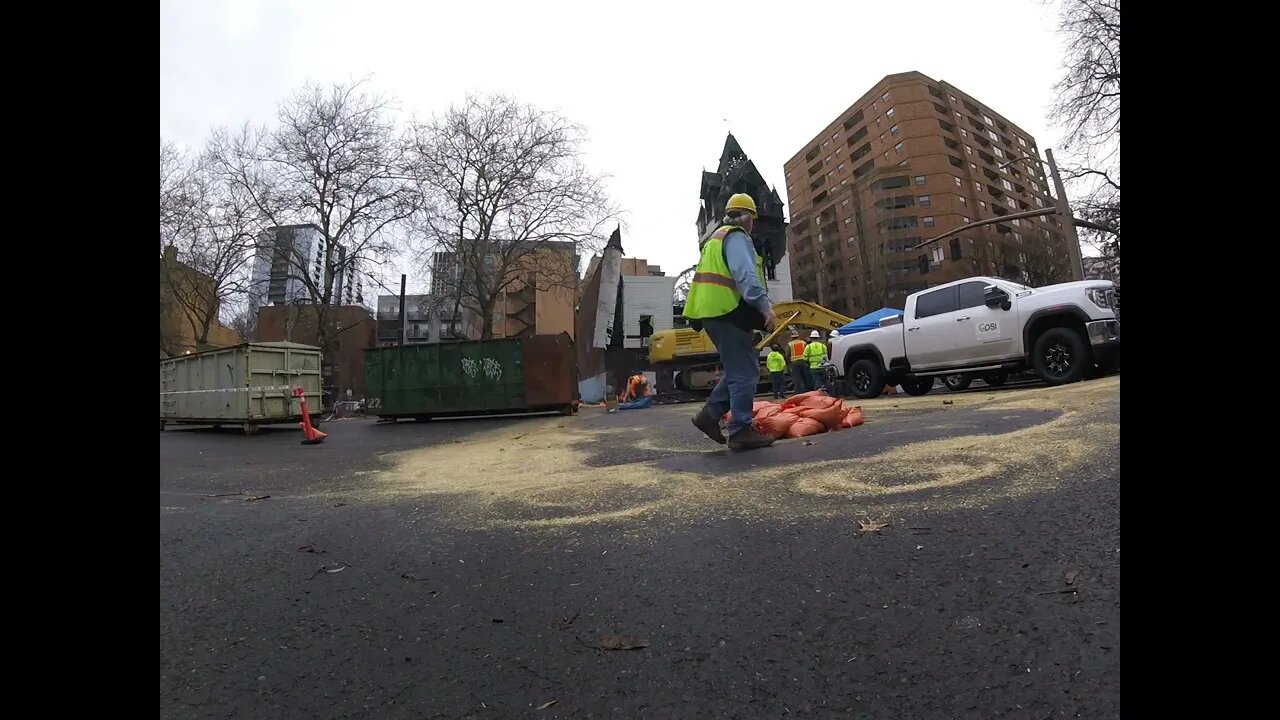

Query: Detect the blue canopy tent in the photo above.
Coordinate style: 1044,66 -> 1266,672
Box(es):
834,307 -> 903,336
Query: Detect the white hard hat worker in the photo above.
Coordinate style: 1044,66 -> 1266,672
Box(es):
809,330 -> 821,339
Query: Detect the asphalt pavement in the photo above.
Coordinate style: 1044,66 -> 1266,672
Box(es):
160,376 -> 1120,719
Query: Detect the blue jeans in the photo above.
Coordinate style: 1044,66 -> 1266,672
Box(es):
702,319 -> 758,435
790,361 -> 812,393
770,372 -> 786,398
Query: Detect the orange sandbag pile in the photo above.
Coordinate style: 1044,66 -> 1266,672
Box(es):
718,393 -> 867,440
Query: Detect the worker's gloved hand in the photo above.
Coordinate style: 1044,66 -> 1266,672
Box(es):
761,308 -> 777,332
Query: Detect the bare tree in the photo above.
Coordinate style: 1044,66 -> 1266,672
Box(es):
410,94 -> 615,340
159,143 -> 259,355
208,80 -> 418,353
1047,0 -> 1120,268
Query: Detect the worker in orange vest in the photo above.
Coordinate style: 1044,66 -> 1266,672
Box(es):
619,374 -> 651,403
788,331 -> 812,394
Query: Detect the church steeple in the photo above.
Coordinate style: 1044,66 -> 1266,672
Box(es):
697,133 -> 790,282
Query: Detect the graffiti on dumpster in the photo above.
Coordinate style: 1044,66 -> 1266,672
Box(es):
482,358 -> 502,381
462,357 -> 504,382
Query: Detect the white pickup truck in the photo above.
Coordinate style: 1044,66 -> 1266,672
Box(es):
832,276 -> 1120,398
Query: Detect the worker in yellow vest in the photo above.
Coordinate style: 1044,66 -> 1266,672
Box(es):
788,331 -> 812,394
803,330 -> 829,391
685,192 -> 777,451
766,344 -> 787,399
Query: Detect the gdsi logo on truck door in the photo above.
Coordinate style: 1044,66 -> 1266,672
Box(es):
976,320 -> 1002,342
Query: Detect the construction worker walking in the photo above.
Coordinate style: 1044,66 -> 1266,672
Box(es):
788,331 -> 812,394
804,330 -> 828,392
766,344 -> 787,399
685,192 -> 778,451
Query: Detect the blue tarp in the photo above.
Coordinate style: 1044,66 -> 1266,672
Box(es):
835,307 -> 903,336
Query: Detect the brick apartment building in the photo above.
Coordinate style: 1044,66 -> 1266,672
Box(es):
783,71 -> 1070,317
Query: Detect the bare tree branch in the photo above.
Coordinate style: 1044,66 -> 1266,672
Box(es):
206,79 -> 418,354
409,94 -> 617,339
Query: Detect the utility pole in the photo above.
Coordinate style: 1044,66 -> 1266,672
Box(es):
1045,149 -> 1085,282
398,274 -> 407,346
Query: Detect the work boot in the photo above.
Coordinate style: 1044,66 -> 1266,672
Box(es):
728,425 -> 775,452
691,407 -> 726,445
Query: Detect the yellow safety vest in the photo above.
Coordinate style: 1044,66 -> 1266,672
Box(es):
683,225 -> 768,320
766,351 -> 786,373
804,341 -> 828,368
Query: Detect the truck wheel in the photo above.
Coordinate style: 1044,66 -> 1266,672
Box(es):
243,423 -> 259,436
848,359 -> 884,399
1032,327 -> 1091,386
943,374 -> 971,392
982,371 -> 1009,387
901,377 -> 934,396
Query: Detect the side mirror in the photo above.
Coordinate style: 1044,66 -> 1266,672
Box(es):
983,285 -> 1011,310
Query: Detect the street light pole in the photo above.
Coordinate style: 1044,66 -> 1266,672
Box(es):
1044,149 -> 1085,282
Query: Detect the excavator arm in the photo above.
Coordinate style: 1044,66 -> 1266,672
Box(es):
754,300 -> 853,350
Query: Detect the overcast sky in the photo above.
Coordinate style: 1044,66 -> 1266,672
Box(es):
161,0 -> 1068,298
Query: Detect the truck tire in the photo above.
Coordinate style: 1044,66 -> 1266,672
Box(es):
943,374 -> 971,392
1032,327 -> 1091,386
848,358 -> 884,399
901,377 -> 934,396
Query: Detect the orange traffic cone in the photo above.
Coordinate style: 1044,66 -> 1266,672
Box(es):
293,387 -> 327,445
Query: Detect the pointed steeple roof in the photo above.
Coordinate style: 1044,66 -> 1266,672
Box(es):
717,133 -> 748,176
605,224 -> 624,255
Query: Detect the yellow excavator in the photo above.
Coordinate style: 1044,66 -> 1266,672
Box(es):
648,300 -> 853,393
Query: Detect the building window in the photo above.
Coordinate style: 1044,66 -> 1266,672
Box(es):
894,142 -> 905,154
877,117 -> 882,126
1018,136 -> 1028,148
1012,218 -> 1022,227
958,196 -> 967,206
932,246 -> 945,263
882,91 -> 890,102
837,162 -> 845,171
1002,179 -> 1014,191
822,140 -> 829,149
962,216 -> 971,224
993,147 -> 1004,158
886,107 -> 896,119
845,217 -> 852,225
960,128 -> 968,138
832,132 -> 840,141
983,114 -> 994,125
955,111 -> 962,121
919,194 -> 931,206
954,177 -> 962,187
898,160 -> 908,166
965,145 -> 973,155
970,163 -> 978,172
1014,232 -> 1024,243
988,130 -> 999,142
980,201 -> 988,210
915,175 -> 927,186
1035,197 -> 1045,207
949,94 -> 958,104
841,179 -> 848,186
950,237 -> 963,260
842,198 -> 850,206
883,152 -> 890,161
1007,197 -> 1017,209
879,133 -> 885,143
890,124 -> 900,136
922,216 -> 936,227
975,182 -> 982,192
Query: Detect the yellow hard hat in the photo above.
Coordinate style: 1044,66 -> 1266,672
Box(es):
725,193 -> 758,217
